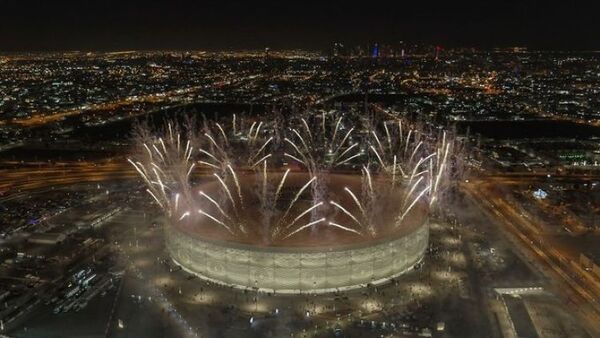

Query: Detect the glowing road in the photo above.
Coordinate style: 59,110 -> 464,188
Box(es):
463,176 -> 600,336
0,160 -> 137,200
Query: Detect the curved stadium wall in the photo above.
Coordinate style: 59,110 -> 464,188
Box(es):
166,220 -> 429,294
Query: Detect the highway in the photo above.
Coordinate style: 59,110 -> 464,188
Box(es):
0,160 -> 137,201
463,177 -> 600,336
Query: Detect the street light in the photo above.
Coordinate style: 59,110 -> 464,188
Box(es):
254,279 -> 258,312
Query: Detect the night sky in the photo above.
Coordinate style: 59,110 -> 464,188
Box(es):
1,0 -> 598,51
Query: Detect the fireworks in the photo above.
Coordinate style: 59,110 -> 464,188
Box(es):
129,109 -> 459,243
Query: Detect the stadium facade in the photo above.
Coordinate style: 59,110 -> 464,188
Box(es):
166,219 -> 429,293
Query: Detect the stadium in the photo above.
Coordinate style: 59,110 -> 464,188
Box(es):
129,114 -> 452,294
165,172 -> 429,293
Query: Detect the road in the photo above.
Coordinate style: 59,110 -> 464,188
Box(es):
0,160 -> 137,201
462,177 -> 600,336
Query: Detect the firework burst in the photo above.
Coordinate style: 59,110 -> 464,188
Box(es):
129,109 -> 460,243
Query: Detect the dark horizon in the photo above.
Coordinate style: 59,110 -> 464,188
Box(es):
1,0 -> 599,52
